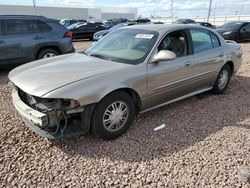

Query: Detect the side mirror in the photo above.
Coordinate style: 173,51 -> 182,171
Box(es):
152,50 -> 176,62
241,27 -> 246,32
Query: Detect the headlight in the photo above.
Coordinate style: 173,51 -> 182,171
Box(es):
28,97 -> 79,112
94,34 -> 102,40
62,99 -> 80,110
223,31 -> 232,35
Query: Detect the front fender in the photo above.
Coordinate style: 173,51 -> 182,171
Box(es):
42,66 -> 147,107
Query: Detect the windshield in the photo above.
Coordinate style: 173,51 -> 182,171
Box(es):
220,22 -> 244,30
85,29 -> 159,64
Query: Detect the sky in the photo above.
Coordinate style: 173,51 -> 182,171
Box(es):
0,0 -> 250,18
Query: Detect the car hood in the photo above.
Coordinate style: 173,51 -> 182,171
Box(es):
216,28 -> 234,34
9,53 -> 131,97
95,30 -> 109,36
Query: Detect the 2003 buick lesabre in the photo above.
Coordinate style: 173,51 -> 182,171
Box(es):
9,24 -> 243,140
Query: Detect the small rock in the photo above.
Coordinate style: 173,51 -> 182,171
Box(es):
238,166 -> 250,183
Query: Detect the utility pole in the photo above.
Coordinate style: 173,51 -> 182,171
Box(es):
33,0 -> 36,7
170,0 -> 174,23
207,0 -> 212,22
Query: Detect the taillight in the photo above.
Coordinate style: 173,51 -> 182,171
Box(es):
64,31 -> 73,38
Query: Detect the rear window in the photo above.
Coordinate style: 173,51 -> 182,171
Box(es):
210,32 -> 221,48
3,19 -> 41,35
190,29 -> 213,53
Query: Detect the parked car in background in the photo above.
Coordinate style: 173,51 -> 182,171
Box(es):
0,15 -> 75,68
216,21 -> 250,42
60,19 -> 87,28
153,22 -> 165,24
174,19 -> 196,24
67,21 -> 87,29
67,22 -> 87,30
9,24 -> 242,140
93,22 -> 129,41
135,18 -> 151,24
70,22 -> 105,40
103,18 -> 128,29
196,22 -> 216,29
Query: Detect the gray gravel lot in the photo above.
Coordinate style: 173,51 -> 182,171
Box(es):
0,41 -> 250,187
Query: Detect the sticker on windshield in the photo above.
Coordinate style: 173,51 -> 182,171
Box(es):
135,34 -> 154,39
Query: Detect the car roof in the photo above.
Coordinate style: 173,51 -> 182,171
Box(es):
226,21 -> 250,24
123,23 -> 210,32
0,15 -> 54,21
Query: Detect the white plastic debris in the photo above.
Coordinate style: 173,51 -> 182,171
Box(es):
154,124 -> 166,131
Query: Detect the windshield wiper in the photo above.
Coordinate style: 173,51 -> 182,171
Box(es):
90,53 -> 112,61
80,50 -> 87,55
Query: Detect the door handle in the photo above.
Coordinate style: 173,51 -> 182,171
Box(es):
33,36 -> 43,40
185,61 -> 193,67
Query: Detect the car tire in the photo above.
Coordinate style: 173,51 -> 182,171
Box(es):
212,64 -> 232,94
37,48 -> 59,59
91,91 -> 135,140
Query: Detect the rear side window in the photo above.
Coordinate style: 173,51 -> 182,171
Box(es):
190,29 -> 213,53
37,20 -> 52,32
3,19 -> 41,35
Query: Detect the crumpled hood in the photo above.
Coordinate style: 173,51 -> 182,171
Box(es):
9,53 -> 130,97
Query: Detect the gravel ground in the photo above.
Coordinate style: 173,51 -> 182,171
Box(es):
0,41 -> 250,187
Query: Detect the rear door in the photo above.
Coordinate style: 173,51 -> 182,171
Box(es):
188,28 -> 224,89
240,23 -> 250,41
3,18 -> 46,62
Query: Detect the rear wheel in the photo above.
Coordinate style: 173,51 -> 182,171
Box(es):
37,48 -> 59,59
91,91 -> 135,140
212,64 -> 232,94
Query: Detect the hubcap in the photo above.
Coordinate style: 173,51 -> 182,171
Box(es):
218,70 -> 229,90
103,101 -> 129,132
43,53 -> 56,59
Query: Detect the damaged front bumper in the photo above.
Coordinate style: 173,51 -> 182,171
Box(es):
12,89 -> 92,139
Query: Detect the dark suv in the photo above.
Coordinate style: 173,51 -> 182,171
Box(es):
0,15 -> 75,68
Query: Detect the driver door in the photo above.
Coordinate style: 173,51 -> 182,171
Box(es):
147,29 -> 195,109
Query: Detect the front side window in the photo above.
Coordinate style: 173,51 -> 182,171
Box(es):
243,23 -> 250,31
158,30 -> 188,57
85,29 -> 159,64
4,19 -> 40,35
190,29 -> 213,53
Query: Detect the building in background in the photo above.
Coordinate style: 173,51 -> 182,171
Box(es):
0,5 -> 137,21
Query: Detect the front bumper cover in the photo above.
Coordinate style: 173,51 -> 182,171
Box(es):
12,89 -> 88,139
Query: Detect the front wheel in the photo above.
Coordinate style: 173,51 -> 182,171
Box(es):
212,64 -> 232,94
91,91 -> 135,140
37,48 -> 59,59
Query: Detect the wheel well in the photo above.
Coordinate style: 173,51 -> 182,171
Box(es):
105,88 -> 142,115
36,46 -> 61,59
225,61 -> 234,73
